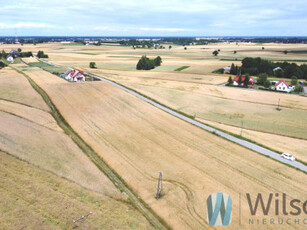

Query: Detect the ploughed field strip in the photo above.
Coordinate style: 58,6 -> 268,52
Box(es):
23,68 -> 306,230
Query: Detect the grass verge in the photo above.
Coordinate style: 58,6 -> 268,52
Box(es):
174,66 -> 190,71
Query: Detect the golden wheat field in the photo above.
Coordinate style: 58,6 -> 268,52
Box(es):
0,67 -> 49,110
92,73 -> 307,162
0,67 -> 154,229
0,151 -> 154,230
23,68 -> 306,230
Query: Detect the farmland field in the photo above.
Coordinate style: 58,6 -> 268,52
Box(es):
1,41 -> 307,229
23,68 -> 306,230
0,67 -> 154,229
0,151 -> 154,230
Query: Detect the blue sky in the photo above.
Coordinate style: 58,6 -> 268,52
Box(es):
0,0 -> 306,36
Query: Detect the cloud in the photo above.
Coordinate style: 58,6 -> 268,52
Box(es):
140,27 -> 193,32
0,0 -> 306,36
0,22 -> 56,29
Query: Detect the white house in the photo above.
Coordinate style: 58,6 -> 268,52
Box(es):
275,80 -> 293,93
6,55 -> 14,62
63,69 -> 85,82
223,66 -> 231,74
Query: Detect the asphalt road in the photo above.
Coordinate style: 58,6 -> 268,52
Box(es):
86,73 -> 307,173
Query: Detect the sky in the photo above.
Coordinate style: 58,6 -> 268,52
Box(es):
0,0 -> 306,36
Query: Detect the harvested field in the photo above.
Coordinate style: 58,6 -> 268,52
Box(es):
201,119 -> 307,163
0,151 -> 154,230
0,67 -> 49,111
0,99 -> 61,132
0,110 -> 120,196
104,77 -> 307,140
24,69 -> 307,230
85,68 -> 229,85
22,57 -> 39,63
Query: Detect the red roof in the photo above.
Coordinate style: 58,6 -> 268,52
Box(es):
275,80 -> 290,88
69,69 -> 84,79
233,76 -> 255,83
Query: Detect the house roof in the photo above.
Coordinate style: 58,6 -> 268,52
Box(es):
273,67 -> 283,72
64,69 -> 85,78
9,50 -> 20,57
233,76 -> 255,83
276,80 -> 290,88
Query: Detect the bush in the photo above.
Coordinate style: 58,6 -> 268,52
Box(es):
20,52 -> 33,57
291,76 -> 298,85
89,62 -> 97,68
227,76 -> 233,85
0,61 -> 7,69
257,73 -> 268,86
294,83 -> 303,93
37,51 -> 48,58
136,56 -> 162,70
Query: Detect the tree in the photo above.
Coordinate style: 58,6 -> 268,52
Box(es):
89,62 -> 97,68
294,83 -> 303,93
227,76 -> 233,85
243,75 -> 250,87
17,48 -> 22,52
154,56 -> 162,66
284,50 -> 288,54
238,75 -> 243,86
0,61 -> 7,69
291,76 -> 298,85
257,73 -> 268,86
1,50 -> 6,58
212,50 -> 219,56
229,63 -> 239,75
184,47 -> 187,50
234,50 -> 237,54
218,49 -> 220,52
264,80 -> 271,88
262,47 -> 265,50
169,45 -> 172,50
136,56 -> 157,70
37,50 -> 48,58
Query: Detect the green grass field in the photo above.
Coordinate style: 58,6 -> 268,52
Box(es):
28,61 -> 68,74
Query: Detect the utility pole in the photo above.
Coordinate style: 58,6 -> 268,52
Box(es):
73,211 -> 92,230
156,172 -> 163,199
277,98 -> 280,110
14,28 -> 18,44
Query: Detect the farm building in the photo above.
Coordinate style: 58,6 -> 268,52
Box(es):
6,55 -> 14,62
275,80 -> 293,93
62,69 -> 85,82
223,66 -> 231,74
6,50 -> 20,63
233,76 -> 255,87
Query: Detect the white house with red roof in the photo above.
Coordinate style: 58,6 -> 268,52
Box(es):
233,76 -> 255,87
275,80 -> 293,93
63,69 -> 85,82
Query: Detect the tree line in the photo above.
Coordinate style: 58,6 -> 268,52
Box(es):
229,57 -> 307,80
136,56 -> 162,70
